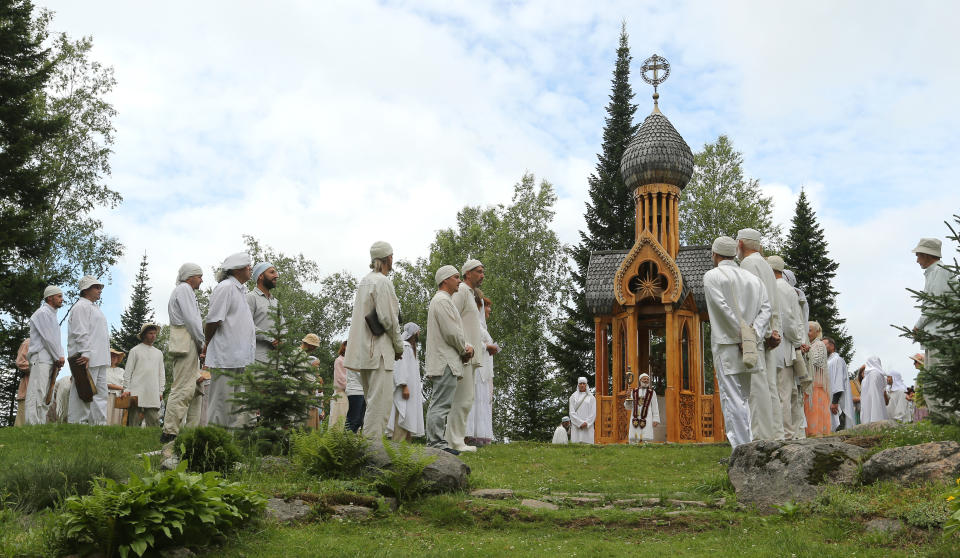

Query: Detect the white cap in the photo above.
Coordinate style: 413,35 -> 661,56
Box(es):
222,252 -> 252,270
766,255 -> 786,272
78,275 -> 103,292
435,265 -> 458,286
42,285 -> 62,299
736,228 -> 762,242
711,236 -> 737,257
461,259 -> 483,275
370,241 -> 393,260
912,238 -> 942,258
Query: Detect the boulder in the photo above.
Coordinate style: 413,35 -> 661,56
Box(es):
331,505 -> 372,520
841,420 -> 899,435
861,441 -> 960,485
265,498 -> 313,524
470,488 -> 514,499
520,499 -> 559,511
728,438 -> 866,509
365,441 -> 470,494
865,518 -> 905,534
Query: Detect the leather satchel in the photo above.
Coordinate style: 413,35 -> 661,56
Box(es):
68,354 -> 97,402
720,268 -> 758,370
365,308 -> 385,337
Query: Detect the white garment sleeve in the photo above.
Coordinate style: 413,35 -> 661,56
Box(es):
34,309 -> 63,360
205,284 -> 230,324
69,304 -> 92,358
374,279 -> 403,354
158,352 -> 166,396
123,349 -> 136,391
753,284 -> 772,340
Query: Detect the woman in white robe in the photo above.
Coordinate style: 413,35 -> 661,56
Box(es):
466,297 -> 499,446
569,377 -> 596,444
859,356 -> 889,424
624,373 -> 659,443
885,370 -> 911,422
387,323 -> 425,441
105,349 -> 126,425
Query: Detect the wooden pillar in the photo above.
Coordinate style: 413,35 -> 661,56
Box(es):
626,307 -> 638,391
594,317 -> 604,394
664,308 -> 679,442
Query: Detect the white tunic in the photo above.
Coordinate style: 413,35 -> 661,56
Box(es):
204,276 -> 256,369
28,303 -> 62,363
106,366 -> 125,393
67,297 -> 110,367
168,282 -> 205,346
827,353 -> 855,431
424,290 -> 469,378
388,341 -> 425,436
624,387 -> 660,442
775,278 -> 805,368
345,366 -> 364,396
452,283 -> 484,371
344,271 -> 403,372
247,287 -> 284,363
552,425 -> 569,444
860,368 -> 889,424
703,261 -> 772,375
123,343 -> 166,408
568,390 -> 596,444
914,262 -> 954,336
467,325 -> 496,440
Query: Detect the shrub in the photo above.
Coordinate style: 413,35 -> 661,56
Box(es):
291,423 -> 368,479
62,459 -> 265,558
946,478 -> 960,534
374,438 -> 437,502
901,499 -> 949,529
0,450 -> 127,512
175,426 -> 242,474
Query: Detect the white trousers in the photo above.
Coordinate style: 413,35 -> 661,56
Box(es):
68,365 -> 108,425
206,368 -> 250,428
749,347 -> 785,441
777,366 -> 805,439
445,363 -> 477,449
163,341 -> 201,436
714,346 -> 753,450
359,359 -> 392,441
25,360 -> 52,425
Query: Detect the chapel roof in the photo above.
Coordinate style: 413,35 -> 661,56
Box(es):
585,245 -> 713,315
619,109 -> 694,190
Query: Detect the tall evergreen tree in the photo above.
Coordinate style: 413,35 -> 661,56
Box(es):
111,253 -> 155,353
782,190 -> 854,362
548,24 -> 638,388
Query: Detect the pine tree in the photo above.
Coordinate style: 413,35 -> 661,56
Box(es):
111,253 -> 155,353
782,190 -> 854,362
548,24 -> 638,388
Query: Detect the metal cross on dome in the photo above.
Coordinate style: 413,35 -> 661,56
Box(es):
641,54 -> 670,107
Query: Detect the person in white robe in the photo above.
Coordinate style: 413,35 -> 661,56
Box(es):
552,417 -> 570,444
767,256 -> 806,440
624,373 -> 660,443
204,252 -> 256,428
858,356 -> 889,424
823,337 -> 855,432
105,349 -> 126,425
911,237 -> 955,417
704,236 -> 772,450
387,323 -> 425,441
885,370 -> 910,422
344,241 -> 404,442
328,341 -> 350,428
569,377 -> 596,444
445,259 -> 486,453
466,296 -> 499,446
52,374 -> 72,423
26,286 -> 64,424
67,276 -> 110,425
424,265 -> 475,454
161,263 -> 206,441
736,229 -> 784,441
123,324 -> 166,427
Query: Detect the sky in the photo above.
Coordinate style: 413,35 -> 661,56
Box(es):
38,0 -> 960,387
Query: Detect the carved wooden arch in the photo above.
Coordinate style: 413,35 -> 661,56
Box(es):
613,230 -> 683,306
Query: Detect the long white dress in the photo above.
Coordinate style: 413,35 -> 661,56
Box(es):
885,370 -> 910,422
466,322 -> 496,441
624,387 -> 660,442
859,357 -> 889,424
568,390 -> 596,444
386,341 -> 425,437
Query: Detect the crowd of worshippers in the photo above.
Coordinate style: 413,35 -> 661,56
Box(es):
551,231 -> 949,448
13,243 -> 501,454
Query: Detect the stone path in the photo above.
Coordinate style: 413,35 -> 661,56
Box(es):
468,489 -> 725,513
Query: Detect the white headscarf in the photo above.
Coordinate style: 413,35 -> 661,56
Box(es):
215,252 -> 252,282
887,369 -> 907,392
862,356 -> 884,380
782,269 -> 797,287
177,263 -> 203,284
401,322 -> 420,341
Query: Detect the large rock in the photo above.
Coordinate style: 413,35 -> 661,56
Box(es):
364,441 -> 470,494
728,438 -> 866,509
265,498 -> 313,524
861,441 -> 960,485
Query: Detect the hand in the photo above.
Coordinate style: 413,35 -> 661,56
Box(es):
764,332 -> 781,349
271,339 -> 280,349
653,422 -> 660,427
800,344 -> 810,353
57,357 -> 65,367
402,385 -> 410,400
486,344 -> 498,356
830,403 -> 839,415
395,351 -> 403,361
122,391 -> 130,397
76,356 -> 89,366
579,422 -> 588,429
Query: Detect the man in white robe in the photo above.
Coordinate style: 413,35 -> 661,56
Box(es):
737,228 -> 784,441
466,296 -> 499,446
162,263 -> 206,442
824,337 -> 855,431
445,259 -> 486,453
387,323 -> 425,441
424,265 -> 474,454
67,276 -> 110,425
704,236 -> 772,450
25,286 -> 64,424
885,370 -> 910,422
344,241 -> 404,441
858,356 -> 889,424
624,373 -> 660,443
569,377 -> 596,444
122,324 -> 165,427
911,237 -> 955,416
767,256 -> 806,439
204,252 -> 256,428
552,417 -> 570,444
247,262 -> 284,364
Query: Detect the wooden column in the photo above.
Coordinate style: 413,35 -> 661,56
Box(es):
664,308 -> 679,442
626,307 -> 638,391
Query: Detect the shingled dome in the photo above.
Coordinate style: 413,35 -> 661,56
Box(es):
619,109 -> 694,190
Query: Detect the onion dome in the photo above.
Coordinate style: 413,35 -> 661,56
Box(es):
619,107 -> 694,190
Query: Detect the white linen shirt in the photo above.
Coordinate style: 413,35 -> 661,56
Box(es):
739,252 -> 781,337
452,282 -> 484,369
168,282 -> 205,346
703,260 -> 772,376
123,343 -> 166,408
343,271 -> 403,372
247,287 -> 283,362
775,277 -> 805,368
204,276 -> 255,369
27,302 -> 62,363
67,297 -> 110,367
915,262 -> 954,335
425,290 -> 470,378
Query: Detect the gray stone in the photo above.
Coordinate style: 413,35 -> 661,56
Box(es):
160,455 -> 180,471
665,499 -> 708,508
364,441 -> 470,494
565,497 -> 602,506
865,518 -> 905,534
265,498 -> 312,524
842,420 -> 899,435
520,499 -> 559,511
861,441 -> 960,485
470,488 -> 514,500
624,507 -> 656,513
331,505 -> 372,520
159,548 -> 196,558
728,438 -> 866,509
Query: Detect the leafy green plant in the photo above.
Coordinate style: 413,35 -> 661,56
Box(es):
692,472 -> 734,496
374,438 -> 437,502
901,498 -> 949,529
62,458 -> 265,558
0,450 -> 127,512
946,477 -> 960,534
773,501 -> 803,520
175,426 -> 242,474
291,422 -> 368,479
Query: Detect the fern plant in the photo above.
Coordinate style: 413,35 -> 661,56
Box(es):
374,438 -> 437,503
290,422 -> 368,478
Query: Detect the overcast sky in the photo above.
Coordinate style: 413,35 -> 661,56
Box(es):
40,0 -> 959,386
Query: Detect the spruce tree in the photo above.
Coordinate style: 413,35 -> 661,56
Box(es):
111,253 -> 155,353
782,190 -> 854,362
548,24 -> 638,388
